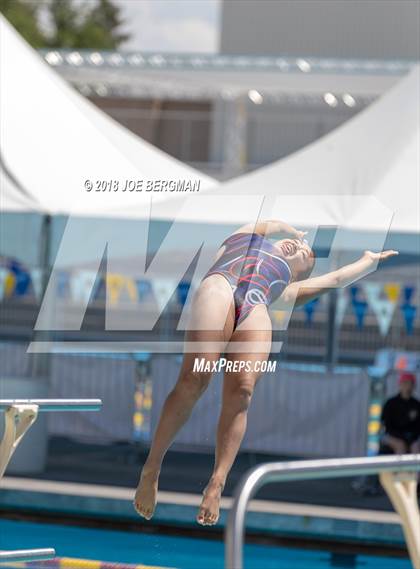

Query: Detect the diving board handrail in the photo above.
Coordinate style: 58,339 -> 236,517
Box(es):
0,548 -> 56,562
0,399 -> 102,564
225,454 -> 420,569
0,399 -> 102,411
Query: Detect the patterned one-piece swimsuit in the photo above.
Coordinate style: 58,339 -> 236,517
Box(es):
204,232 -> 292,328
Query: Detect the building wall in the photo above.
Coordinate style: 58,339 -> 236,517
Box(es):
91,95 -> 365,179
208,96 -> 365,180
90,96 -> 211,164
221,0 -> 420,59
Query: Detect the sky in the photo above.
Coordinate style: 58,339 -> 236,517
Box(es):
114,0 -> 221,53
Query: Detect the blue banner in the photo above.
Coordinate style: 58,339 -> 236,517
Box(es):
303,297 -> 319,325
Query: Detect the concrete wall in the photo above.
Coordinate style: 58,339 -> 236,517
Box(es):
221,0 -> 420,59
90,96 -> 211,164
208,94 -> 363,174
150,357 -> 370,457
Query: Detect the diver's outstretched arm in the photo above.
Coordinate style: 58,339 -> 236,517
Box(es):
279,249 -> 398,307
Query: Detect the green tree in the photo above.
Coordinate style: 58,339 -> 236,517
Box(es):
79,0 -> 129,49
0,0 -> 47,48
47,0 -> 129,49
1,0 -> 130,50
47,0 -> 83,48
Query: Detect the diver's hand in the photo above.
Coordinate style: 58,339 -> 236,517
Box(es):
363,250 -> 399,263
293,229 -> 308,241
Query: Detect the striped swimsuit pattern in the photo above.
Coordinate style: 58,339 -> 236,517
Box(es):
204,232 -> 292,328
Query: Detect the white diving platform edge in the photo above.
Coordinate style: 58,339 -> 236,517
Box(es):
0,398 -> 102,563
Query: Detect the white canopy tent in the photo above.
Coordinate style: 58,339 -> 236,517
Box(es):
0,163 -> 38,212
0,15 -> 217,218
152,65 -> 419,253
0,17 -> 417,365
1,15 -> 418,253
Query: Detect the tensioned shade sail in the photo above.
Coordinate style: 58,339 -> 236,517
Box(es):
0,15 -> 217,218
153,65 -> 419,243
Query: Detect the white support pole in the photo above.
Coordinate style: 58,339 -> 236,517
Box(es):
0,399 -> 102,563
0,400 -> 102,479
380,471 -> 420,568
0,404 -> 38,479
223,95 -> 247,177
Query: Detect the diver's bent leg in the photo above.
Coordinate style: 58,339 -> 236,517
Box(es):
135,278 -> 235,520
197,306 -> 271,525
134,356 -> 216,520
143,363 -> 214,473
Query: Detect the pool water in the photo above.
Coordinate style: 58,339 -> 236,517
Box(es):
0,519 -> 411,569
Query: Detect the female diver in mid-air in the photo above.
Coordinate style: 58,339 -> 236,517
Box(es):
134,220 -> 398,525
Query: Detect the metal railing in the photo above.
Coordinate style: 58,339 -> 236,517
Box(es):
0,399 -> 102,411
225,455 -> 420,569
0,549 -> 56,562
40,49 -> 415,75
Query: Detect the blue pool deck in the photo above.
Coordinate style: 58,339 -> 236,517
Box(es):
0,475 -> 409,549
0,516 -> 412,569
0,441 -> 416,566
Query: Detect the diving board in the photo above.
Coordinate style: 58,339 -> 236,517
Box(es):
0,548 -> 56,562
0,398 -> 102,563
0,399 -> 102,411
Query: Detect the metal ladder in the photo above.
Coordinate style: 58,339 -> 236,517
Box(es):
225,455 -> 420,569
0,399 -> 102,563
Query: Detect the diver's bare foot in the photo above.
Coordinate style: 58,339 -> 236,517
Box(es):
133,468 -> 160,520
197,478 -> 224,526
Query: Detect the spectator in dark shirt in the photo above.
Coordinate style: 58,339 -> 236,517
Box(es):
381,372 -> 420,454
